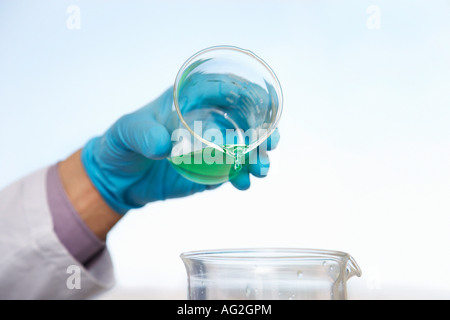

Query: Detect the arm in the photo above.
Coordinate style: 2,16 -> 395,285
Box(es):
58,149 -> 121,241
0,86 -> 279,299
0,167 -> 115,299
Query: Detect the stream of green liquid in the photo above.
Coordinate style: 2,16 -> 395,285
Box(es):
168,145 -> 247,185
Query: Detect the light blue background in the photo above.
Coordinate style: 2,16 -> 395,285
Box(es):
1,0 -> 450,298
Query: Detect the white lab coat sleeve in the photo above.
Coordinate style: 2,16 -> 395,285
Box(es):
0,167 -> 115,299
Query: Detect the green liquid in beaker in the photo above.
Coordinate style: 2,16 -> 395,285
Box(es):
168,145 -> 247,185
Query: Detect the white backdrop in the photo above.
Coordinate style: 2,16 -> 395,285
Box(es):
1,0 -> 450,299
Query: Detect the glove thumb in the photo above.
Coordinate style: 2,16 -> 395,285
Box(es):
142,121 -> 172,160
115,115 -> 172,160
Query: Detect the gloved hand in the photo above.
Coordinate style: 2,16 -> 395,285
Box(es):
81,87 -> 280,215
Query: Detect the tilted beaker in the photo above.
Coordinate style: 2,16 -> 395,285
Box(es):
168,46 -> 283,185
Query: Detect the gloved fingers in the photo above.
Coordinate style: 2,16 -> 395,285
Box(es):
245,127 -> 278,177
205,183 -> 222,190
230,165 -> 251,190
181,73 -> 271,111
114,115 -> 172,160
266,128 -> 280,151
248,148 -> 270,178
142,122 -> 172,160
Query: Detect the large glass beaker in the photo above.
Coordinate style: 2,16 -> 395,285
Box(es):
181,248 -> 362,300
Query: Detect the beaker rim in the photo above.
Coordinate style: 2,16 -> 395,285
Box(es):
181,247 -> 355,263
173,45 -> 283,154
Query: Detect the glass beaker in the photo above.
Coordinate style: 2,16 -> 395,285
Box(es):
168,46 -> 283,185
180,248 -> 362,300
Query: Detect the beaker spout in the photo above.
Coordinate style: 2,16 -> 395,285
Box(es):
346,256 -> 362,279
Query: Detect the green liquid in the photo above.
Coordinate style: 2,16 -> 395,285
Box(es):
168,145 -> 247,185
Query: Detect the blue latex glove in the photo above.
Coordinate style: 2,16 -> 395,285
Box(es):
81,88 -> 280,214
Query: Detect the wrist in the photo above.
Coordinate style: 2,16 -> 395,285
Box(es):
81,137 -> 136,214
58,149 -> 121,240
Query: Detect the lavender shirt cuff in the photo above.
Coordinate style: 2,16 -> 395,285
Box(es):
46,164 -> 106,266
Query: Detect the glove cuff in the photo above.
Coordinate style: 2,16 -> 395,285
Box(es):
80,137 -> 135,215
